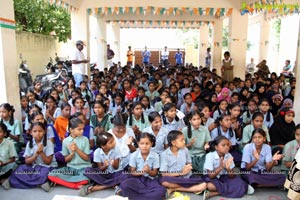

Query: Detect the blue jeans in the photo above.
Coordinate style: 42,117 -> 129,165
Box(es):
73,73 -> 85,88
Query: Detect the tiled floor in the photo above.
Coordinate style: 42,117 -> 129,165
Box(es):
0,186 -> 289,200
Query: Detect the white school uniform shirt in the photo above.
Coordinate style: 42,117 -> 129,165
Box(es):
29,100 -> 43,110
108,128 -> 135,168
295,148 -> 300,168
203,117 -> 215,129
42,107 -> 61,124
160,147 -> 192,178
211,127 -> 237,146
93,146 -> 122,173
262,112 -> 274,129
24,138 -> 57,167
129,149 -> 159,178
203,151 -> 235,178
143,126 -> 168,155
241,143 -> 272,172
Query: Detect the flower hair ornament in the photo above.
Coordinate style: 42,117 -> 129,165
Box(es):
280,109 -> 295,116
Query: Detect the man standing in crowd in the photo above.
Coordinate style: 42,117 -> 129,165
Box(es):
72,40 -> 89,87
107,44 -> 115,67
161,46 -> 169,67
127,46 -> 134,67
175,48 -> 183,66
142,46 -> 151,65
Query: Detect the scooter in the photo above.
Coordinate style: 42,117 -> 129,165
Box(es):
18,54 -> 33,95
35,70 -> 67,91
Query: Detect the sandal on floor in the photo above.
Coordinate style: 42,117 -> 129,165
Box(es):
194,190 -> 204,195
114,185 -> 122,196
203,190 -> 210,200
78,184 -> 93,197
165,189 -> 174,199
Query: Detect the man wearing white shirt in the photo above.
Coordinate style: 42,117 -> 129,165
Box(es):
161,46 -> 169,67
72,40 -> 89,87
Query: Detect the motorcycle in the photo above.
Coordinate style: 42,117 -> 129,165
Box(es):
35,70 -> 67,92
18,54 -> 33,95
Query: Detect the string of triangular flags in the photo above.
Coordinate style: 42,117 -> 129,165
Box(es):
240,0 -> 299,15
48,0 -> 79,13
87,7 -> 233,17
107,20 -> 213,28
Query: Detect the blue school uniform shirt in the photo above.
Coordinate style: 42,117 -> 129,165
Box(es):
211,127 -> 237,146
162,118 -> 185,133
160,147 -> 192,178
142,126 -> 168,155
62,135 -> 92,169
203,151 -> 235,178
129,149 -> 159,179
213,110 -> 228,120
24,138 -> 57,167
180,102 -> 195,115
93,146 -> 122,173
1,119 -> 23,144
241,143 -> 272,172
262,112 -> 274,129
143,106 -> 155,116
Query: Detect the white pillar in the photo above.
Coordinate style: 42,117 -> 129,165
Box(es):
259,15 -> 271,62
111,23 -> 121,64
95,18 -> 107,71
228,9 -> 248,79
212,19 -> 223,75
199,25 -> 210,68
0,0 -> 21,119
293,18 -> 300,124
71,9 -> 90,75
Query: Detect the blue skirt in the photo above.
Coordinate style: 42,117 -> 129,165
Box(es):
120,176 -> 166,200
9,164 -> 52,189
84,168 -> 126,187
160,174 -> 205,188
203,175 -> 248,198
242,170 -> 286,186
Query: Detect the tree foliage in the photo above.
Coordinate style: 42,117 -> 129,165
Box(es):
272,18 -> 281,52
14,0 -> 71,42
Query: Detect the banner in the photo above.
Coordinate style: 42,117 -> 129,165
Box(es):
88,6 -> 233,17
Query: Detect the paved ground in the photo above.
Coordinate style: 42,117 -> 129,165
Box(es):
0,186 -> 289,200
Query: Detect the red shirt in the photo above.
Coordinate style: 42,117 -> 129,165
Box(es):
125,87 -> 137,101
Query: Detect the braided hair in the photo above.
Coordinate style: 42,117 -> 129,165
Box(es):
184,110 -> 204,138
0,103 -> 15,126
161,103 -> 179,125
29,122 -> 47,148
128,102 -> 145,126
215,114 -> 234,138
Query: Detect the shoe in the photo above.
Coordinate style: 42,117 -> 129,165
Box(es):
247,184 -> 255,195
114,185 -> 122,196
2,179 -> 11,190
41,182 -> 50,192
203,190 -> 210,200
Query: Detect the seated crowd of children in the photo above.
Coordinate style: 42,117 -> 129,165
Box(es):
0,63 -> 299,200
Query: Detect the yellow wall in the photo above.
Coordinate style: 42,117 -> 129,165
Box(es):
16,31 -> 71,78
